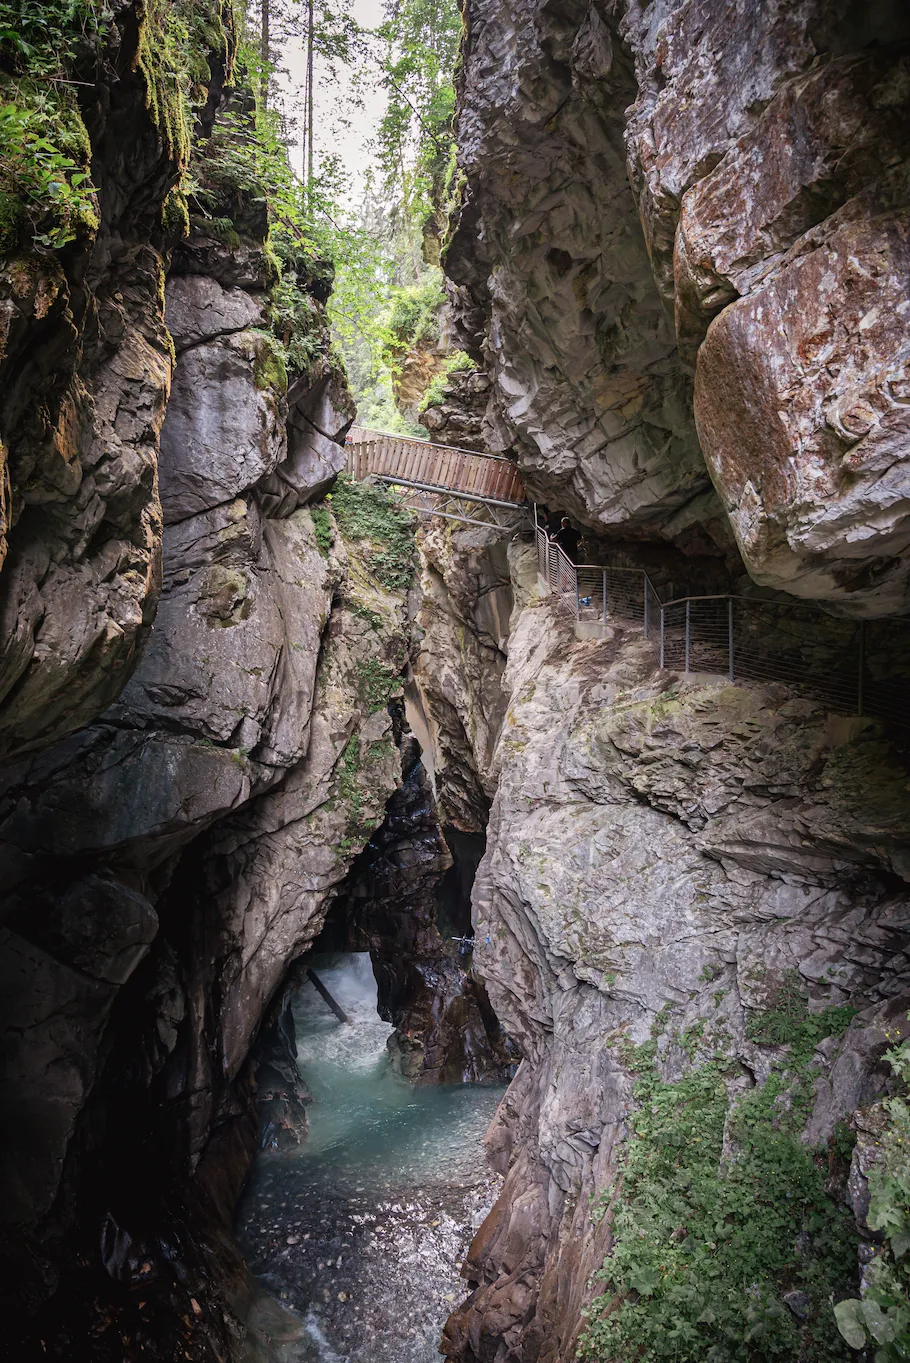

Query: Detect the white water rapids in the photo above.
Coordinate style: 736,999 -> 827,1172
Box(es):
236,953 -> 506,1362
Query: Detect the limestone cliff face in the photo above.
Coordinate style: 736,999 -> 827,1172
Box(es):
432,567 -> 910,1362
449,0 -> 910,614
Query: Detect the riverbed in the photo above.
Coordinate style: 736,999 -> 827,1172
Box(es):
236,953 -> 506,1363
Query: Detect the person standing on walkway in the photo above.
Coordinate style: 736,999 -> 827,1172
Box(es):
551,516 -> 581,562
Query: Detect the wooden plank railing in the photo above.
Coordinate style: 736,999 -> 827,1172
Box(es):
346,426 -> 526,507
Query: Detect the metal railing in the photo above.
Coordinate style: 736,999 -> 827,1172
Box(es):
536,524 -> 909,729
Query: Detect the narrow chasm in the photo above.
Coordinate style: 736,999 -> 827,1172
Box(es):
236,730 -> 513,1362
5,1 -> 910,1359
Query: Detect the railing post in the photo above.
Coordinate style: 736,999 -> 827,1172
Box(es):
603,570 -> 607,624
643,576 -> 648,638
728,598 -> 734,683
684,599 -> 691,674
660,606 -> 665,670
857,619 -> 865,716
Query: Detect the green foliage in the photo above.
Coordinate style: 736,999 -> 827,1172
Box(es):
0,101 -> 96,248
582,1007 -> 861,1363
351,603 -> 383,631
419,348 -> 475,413
383,271 -> 445,363
373,0 -> 462,237
0,0 -> 101,71
0,0 -> 233,252
310,505 -> 334,556
162,185 -> 191,238
269,268 -> 324,375
337,733 -> 362,821
834,1031 -> 910,1359
328,0 -> 462,431
0,2 -> 101,249
355,657 -> 398,713
746,972 -> 857,1061
251,328 -> 288,394
325,473 -> 416,591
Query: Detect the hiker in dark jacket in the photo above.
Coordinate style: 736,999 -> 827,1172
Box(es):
551,516 -> 581,562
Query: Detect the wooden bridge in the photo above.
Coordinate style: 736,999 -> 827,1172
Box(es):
345,426 -> 528,530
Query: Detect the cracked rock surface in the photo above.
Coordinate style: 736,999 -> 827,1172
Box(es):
437,580 -> 910,1362
450,0 -> 910,612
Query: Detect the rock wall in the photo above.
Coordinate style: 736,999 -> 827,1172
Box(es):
0,54 -> 424,1347
434,568 -> 910,1362
0,1 -> 235,763
420,362 -> 494,452
326,733 -> 513,1085
448,0 -> 910,614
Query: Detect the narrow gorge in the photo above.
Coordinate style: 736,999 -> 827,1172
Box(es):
1,2 -> 909,1362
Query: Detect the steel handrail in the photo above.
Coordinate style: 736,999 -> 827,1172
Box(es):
372,474 -> 527,511
534,513 -> 907,728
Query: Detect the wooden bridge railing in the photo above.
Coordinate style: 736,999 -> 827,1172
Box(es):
346,426 -> 526,507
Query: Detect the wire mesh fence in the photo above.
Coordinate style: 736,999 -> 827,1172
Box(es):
535,518 -> 909,730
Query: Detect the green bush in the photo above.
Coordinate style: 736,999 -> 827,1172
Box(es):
310,505 -> 334,556
580,1000 -> 861,1363
325,473 -> 416,592
418,348 -> 475,413
382,270 -> 445,366
0,0 -> 102,71
834,1032 -> 910,1359
0,101 -> 96,249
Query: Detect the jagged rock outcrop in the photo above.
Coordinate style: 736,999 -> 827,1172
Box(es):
449,0 -> 910,613
327,734 -> 513,1085
421,362 -> 493,452
0,2 -> 234,763
437,569 -> 910,1361
0,159 -> 407,1354
411,520 -> 517,831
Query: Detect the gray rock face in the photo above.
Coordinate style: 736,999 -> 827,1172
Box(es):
420,365 -> 493,453
437,570 -> 910,1361
451,0 -> 910,612
164,273 -> 268,349
159,328 -> 287,523
0,201 -> 402,1339
0,4 -> 215,763
448,0 -> 716,539
411,521 -> 522,831
0,876 -> 158,1228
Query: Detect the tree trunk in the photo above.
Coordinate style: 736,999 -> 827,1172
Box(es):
261,0 -> 270,107
306,0 -> 315,185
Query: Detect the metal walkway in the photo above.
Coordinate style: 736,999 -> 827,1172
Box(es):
536,525 -> 909,732
345,426 -> 528,530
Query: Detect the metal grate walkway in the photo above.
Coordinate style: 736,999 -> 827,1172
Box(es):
345,426 -> 528,530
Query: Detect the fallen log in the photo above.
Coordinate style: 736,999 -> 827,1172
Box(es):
306,967 -> 349,1023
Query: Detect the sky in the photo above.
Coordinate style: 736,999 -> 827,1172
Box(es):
274,0 -> 388,201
